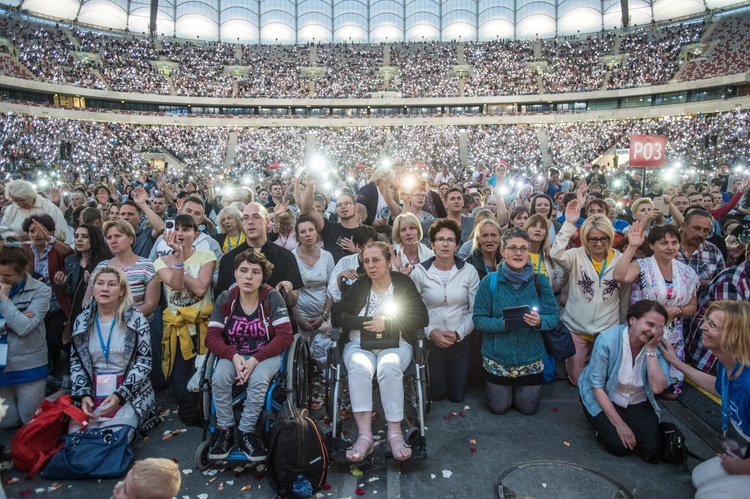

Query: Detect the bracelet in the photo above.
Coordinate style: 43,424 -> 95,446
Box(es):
173,263 -> 185,269
645,351 -> 657,357
677,307 -> 683,317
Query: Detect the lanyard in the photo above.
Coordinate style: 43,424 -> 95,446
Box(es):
227,234 -> 241,251
588,254 -> 608,279
95,311 -> 117,367
534,252 -> 543,275
720,362 -> 742,437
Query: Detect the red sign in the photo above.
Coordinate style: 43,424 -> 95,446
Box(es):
629,135 -> 666,168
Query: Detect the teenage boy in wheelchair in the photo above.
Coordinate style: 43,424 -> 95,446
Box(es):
204,249 -> 293,461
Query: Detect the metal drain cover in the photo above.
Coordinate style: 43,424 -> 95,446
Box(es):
495,460 -> 634,499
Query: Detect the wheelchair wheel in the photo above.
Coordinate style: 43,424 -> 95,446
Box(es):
195,440 -> 211,471
286,334 -> 311,409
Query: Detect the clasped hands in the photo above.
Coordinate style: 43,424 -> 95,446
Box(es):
232,354 -> 258,385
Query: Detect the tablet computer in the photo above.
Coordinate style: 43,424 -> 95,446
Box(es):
504,305 -> 530,331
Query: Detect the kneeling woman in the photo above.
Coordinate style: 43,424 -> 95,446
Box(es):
332,242 -> 429,463
0,240 -> 52,429
70,267 -> 158,440
472,227 -> 559,416
658,301 -> 750,497
578,300 -> 670,463
205,250 -> 293,461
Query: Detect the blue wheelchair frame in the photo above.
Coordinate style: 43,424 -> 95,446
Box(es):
195,334 -> 310,469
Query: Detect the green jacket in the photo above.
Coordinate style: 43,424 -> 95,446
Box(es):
472,271 -> 559,368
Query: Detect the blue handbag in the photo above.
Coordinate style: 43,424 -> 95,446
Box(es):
42,425 -> 134,480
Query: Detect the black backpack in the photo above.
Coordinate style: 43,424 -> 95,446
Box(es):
266,400 -> 328,498
659,422 -> 688,469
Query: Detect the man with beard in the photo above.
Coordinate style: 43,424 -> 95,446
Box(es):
298,177 -> 360,263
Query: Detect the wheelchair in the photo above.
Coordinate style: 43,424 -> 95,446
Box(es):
194,333 -> 312,470
324,327 -> 430,462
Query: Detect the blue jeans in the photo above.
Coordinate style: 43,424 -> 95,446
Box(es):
427,334 -> 472,402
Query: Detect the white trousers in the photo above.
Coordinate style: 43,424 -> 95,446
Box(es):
343,339 -> 412,422
692,454 -> 750,499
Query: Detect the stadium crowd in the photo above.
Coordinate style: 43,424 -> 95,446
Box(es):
0,12 -> 748,99
0,101 -> 747,495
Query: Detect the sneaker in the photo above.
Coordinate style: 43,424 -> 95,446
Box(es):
237,431 -> 267,461
208,427 -> 234,460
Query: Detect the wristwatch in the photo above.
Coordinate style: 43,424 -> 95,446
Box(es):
454,332 -> 461,342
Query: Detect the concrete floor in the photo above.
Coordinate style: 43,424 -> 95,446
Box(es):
0,378 -> 709,499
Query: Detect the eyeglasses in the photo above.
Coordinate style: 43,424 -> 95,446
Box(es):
434,237 -> 456,244
586,237 -> 611,245
505,246 -> 530,253
337,201 -> 354,208
704,319 -> 721,330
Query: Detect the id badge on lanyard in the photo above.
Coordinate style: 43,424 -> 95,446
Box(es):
95,372 -> 118,398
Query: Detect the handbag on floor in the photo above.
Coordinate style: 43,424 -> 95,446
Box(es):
43,425 -> 134,480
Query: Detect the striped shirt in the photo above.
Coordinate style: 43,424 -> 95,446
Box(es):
93,258 -> 155,321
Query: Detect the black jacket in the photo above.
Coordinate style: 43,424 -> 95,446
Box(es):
332,271 -> 429,347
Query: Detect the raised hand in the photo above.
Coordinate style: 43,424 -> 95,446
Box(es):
565,199 -> 582,227
576,178 -> 589,204
627,220 -> 646,247
272,200 -> 290,218
132,187 -> 148,205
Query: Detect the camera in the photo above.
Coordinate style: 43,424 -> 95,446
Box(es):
165,219 -> 175,231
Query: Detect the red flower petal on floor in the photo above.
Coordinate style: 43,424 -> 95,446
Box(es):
551,407 -> 559,413
355,487 -> 366,495
323,483 -> 332,490
20,491 -> 33,497
254,472 -> 265,481
171,458 -> 179,463
459,411 -> 466,417
470,448 -> 477,454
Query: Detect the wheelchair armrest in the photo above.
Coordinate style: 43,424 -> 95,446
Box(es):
331,326 -> 342,341
416,328 -> 426,340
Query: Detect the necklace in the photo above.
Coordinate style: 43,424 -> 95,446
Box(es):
371,280 -> 391,295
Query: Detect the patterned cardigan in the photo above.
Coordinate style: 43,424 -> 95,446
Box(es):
69,299 -> 159,433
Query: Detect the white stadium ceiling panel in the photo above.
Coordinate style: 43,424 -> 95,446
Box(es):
13,0 -> 750,42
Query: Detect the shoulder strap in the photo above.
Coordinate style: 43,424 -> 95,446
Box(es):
490,271 -> 498,295
534,273 -> 541,298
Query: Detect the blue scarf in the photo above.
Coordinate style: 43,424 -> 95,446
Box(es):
501,261 -> 534,291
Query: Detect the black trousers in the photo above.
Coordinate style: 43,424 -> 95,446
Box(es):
582,399 -> 661,463
427,334 -> 472,402
45,309 -> 68,368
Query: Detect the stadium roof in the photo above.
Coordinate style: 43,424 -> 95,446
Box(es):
7,0 -> 747,43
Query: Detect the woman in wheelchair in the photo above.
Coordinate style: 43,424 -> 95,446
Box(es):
332,242 -> 429,463
204,249 -> 293,461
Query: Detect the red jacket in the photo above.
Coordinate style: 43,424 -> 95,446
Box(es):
27,244 -> 73,318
